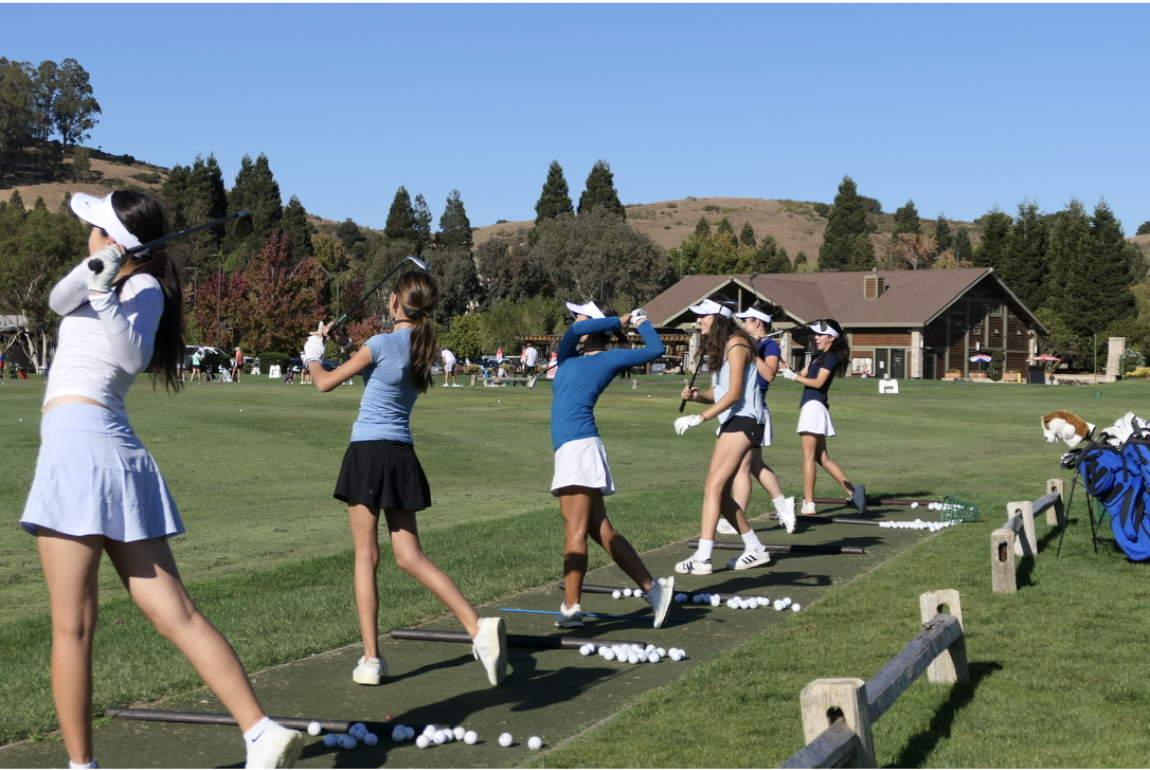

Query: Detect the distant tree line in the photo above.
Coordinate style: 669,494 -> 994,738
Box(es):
0,57 -> 101,173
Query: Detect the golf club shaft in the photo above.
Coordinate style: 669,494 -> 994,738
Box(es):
685,539 -> 866,554
105,708 -> 389,734
389,627 -> 651,649
88,211 -> 252,271
679,361 -> 702,413
331,255 -> 428,329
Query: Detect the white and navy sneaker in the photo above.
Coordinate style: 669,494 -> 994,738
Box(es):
727,549 -> 771,571
674,557 -> 713,575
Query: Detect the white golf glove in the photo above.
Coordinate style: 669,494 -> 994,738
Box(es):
302,335 -> 325,366
630,309 -> 648,327
781,367 -> 798,381
86,246 -> 123,293
674,415 -> 704,435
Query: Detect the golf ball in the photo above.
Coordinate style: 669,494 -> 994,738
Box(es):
364,733 -> 378,747
528,736 -> 544,750
499,732 -> 513,747
391,726 -> 407,742
792,603 -> 802,612
307,721 -> 322,736
623,587 -> 633,597
612,590 -> 622,599
340,736 -> 358,750
416,734 -> 431,749
601,647 -> 616,661
648,650 -> 662,663
350,723 -> 366,737
674,592 -> 688,603
710,594 -> 721,607
633,589 -> 643,599
324,734 -> 339,748
432,730 -> 447,745
464,730 -> 478,745
453,726 -> 466,741
579,643 -> 595,656
910,501 -> 919,508
404,726 -> 415,740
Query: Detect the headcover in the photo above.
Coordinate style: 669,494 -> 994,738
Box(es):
565,301 -> 605,319
689,299 -> 733,318
735,308 -> 772,324
70,192 -> 144,252
1041,410 -> 1095,449
808,320 -> 840,339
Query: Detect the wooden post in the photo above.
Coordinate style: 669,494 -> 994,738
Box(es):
800,678 -> 875,768
991,528 -> 1017,593
1046,478 -> 1066,527
919,590 -> 968,684
1005,501 -> 1037,556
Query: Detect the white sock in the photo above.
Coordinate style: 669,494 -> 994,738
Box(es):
741,530 -> 764,552
69,761 -> 98,769
696,539 -> 714,562
772,495 -> 787,512
244,716 -> 272,745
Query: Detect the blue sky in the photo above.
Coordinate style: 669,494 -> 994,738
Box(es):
6,3 -> 1148,235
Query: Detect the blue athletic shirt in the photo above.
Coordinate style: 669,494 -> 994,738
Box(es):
755,337 -> 781,402
799,351 -> 839,409
550,317 -> 665,451
351,327 -> 418,444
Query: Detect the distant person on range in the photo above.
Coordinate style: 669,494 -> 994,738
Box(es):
441,348 -> 458,387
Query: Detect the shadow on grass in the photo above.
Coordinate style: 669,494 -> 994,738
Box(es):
884,660 -> 1003,769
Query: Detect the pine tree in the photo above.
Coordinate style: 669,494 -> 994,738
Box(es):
577,159 -> 625,218
282,196 -> 315,259
413,193 -> 432,255
227,154 -> 283,267
437,189 -> 473,251
819,176 -> 875,271
999,202 -> 1047,311
739,222 -> 756,248
973,210 -> 1011,269
934,214 -> 953,254
534,161 -> 573,225
952,228 -> 974,265
384,186 -> 417,245
892,200 -> 921,238
694,217 -> 711,238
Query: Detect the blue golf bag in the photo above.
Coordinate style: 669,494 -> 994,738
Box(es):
1074,429 -> 1150,561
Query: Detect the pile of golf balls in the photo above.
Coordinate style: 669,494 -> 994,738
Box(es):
675,592 -> 800,612
321,722 -> 379,750
610,587 -> 644,599
581,642 -> 686,663
878,518 -> 958,532
388,723 -> 480,748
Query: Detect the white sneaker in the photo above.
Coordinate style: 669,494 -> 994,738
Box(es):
353,655 -> 387,685
645,577 -> 675,628
801,500 -> 817,515
245,721 -> 303,769
674,557 -> 713,575
778,497 -> 796,534
727,549 -> 771,571
472,617 -> 507,686
555,602 -> 584,628
716,518 -> 738,535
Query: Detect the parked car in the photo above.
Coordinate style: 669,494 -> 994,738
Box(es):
184,345 -> 225,370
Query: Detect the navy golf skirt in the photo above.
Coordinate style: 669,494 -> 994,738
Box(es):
334,439 -> 432,512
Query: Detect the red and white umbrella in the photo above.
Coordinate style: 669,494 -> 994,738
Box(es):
969,353 -> 992,363
1031,354 -> 1062,362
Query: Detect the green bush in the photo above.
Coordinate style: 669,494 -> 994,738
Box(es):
260,352 -> 291,371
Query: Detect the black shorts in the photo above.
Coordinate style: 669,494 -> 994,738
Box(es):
719,415 -> 764,447
334,440 -> 432,512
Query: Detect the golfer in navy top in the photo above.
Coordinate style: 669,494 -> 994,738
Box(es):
549,300 -> 674,630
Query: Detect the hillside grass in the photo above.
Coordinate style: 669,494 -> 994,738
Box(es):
1,374 -> 1148,766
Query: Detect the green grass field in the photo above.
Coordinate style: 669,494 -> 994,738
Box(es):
1,373 -> 1147,766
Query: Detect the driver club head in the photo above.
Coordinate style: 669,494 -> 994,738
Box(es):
404,255 -> 430,272
233,212 -> 254,239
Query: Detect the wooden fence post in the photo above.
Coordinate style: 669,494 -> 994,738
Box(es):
1005,500 -> 1037,556
1046,478 -> 1066,527
991,528 -> 1017,593
919,590 -> 968,684
800,678 -> 875,768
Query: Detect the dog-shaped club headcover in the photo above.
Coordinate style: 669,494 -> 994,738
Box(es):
1041,410 -> 1096,448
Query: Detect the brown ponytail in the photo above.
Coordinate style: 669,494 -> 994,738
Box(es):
394,271 -> 438,393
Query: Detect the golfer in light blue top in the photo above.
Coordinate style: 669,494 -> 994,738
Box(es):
549,300 -> 674,630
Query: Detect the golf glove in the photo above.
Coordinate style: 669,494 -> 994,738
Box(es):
781,367 -> 798,381
86,246 -> 123,293
302,335 -> 325,366
630,309 -> 648,326
674,415 -> 704,435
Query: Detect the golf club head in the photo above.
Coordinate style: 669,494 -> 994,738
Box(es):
403,255 -> 430,272
233,212 -> 254,239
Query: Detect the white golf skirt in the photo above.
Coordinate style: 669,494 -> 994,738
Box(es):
797,400 -> 836,437
21,403 -> 184,541
551,436 -> 616,496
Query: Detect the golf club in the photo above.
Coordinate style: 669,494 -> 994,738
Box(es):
390,627 -> 652,650
330,254 -> 430,330
685,538 -> 866,555
106,707 -> 392,734
87,211 -> 253,272
679,358 -> 703,413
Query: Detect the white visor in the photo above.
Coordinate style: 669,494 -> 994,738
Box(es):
808,321 -> 840,339
735,308 -> 772,324
566,301 -> 605,319
689,299 -> 733,318
70,192 -> 144,251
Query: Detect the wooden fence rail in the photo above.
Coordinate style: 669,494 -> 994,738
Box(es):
992,479 -> 1066,593
779,589 -> 967,769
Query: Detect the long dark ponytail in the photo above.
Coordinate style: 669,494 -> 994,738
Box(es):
394,270 -> 438,393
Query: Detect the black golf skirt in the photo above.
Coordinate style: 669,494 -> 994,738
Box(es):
333,440 -> 432,512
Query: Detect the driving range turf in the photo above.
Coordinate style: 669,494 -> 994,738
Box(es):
1,374 -> 1148,767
